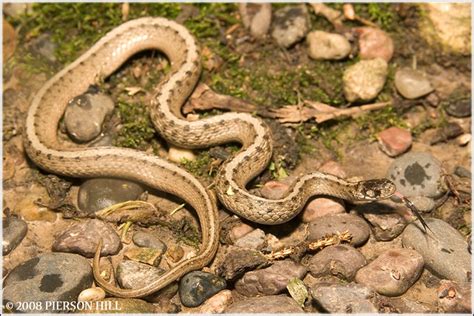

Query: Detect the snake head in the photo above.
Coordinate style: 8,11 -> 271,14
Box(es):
355,179 -> 396,201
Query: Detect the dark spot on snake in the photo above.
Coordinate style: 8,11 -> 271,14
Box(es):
254,146 -> 262,152
35,150 -> 41,156
263,134 -> 271,141
193,59 -> 199,66
175,80 -> 182,86
75,157 -> 80,161
58,156 -> 64,160
183,125 -> 190,132
46,154 -> 52,160
185,71 -> 192,76
203,123 -> 210,129
243,155 -> 250,161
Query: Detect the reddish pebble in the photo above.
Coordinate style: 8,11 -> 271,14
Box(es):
319,161 -> 347,178
301,197 -> 345,223
229,223 -> 255,243
378,127 -> 412,157
260,181 -> 289,199
355,27 -> 394,62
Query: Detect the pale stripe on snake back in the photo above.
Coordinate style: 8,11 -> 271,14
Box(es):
25,17 -> 396,298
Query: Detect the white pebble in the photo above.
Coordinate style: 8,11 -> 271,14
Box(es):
78,287 -> 106,302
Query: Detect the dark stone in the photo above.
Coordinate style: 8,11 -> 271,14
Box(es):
78,178 -> 144,213
3,217 -> 28,255
3,253 -> 92,313
179,271 -> 226,307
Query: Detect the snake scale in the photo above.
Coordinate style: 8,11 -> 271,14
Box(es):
25,17 -> 396,298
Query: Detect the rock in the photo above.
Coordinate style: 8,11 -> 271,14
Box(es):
3,3 -> 33,17
436,280 -> 471,313
408,196 -> 436,213
179,271 -> 227,307
52,219 -> 121,257
457,133 -> 471,146
308,213 -> 370,246
308,244 -> 367,280
124,247 -> 164,266
360,201 -> 408,241
225,295 -> 303,313
319,160 -> 347,178
197,290 -> 233,313
355,27 -> 394,62
168,146 -> 196,162
28,33 -> 57,63
311,282 -> 379,313
394,67 -> 434,99
132,231 -> 167,252
81,298 -> 156,313
426,93 -> 440,107
271,4 -> 310,48
167,244 -> 184,263
387,152 -> 444,198
419,3 -> 471,54
301,197 -> 345,222
355,248 -> 424,296
78,178 -> 144,213
260,180 -> 288,199
77,287 -> 106,302
3,217 -> 28,255
64,92 -> 115,143
116,260 -> 165,289
430,122 -> 464,145
454,166 -> 471,178
343,58 -> 388,103
234,228 -> 266,250
228,222 -> 255,243
378,127 -> 412,157
307,30 -> 351,60
216,246 -> 268,280
402,218 -> 471,283
235,260 -> 307,296
445,96 -> 471,118
239,3 -> 272,38
3,253 -> 92,313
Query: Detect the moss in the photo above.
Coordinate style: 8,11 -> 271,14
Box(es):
114,101 -> 157,149
354,106 -> 407,141
11,3 -> 181,64
180,152 -> 216,178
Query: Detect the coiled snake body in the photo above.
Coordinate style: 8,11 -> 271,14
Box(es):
25,17 -> 396,298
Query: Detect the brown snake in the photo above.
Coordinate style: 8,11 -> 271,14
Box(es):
25,17 -> 396,298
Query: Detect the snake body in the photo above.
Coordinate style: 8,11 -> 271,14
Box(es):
25,17 -> 396,298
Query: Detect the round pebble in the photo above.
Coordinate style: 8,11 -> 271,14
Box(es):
378,126 -> 412,157
3,217 -> 28,255
271,5 -> 309,48
197,290 -> 233,313
308,244 -> 367,280
116,260 -> 165,289
301,197 -> 345,223
308,213 -> 370,246
359,201 -> 408,241
52,219 -> 122,257
234,228 -> 266,250
235,259 -> 307,296
229,222 -> 255,243
355,27 -> 394,62
225,295 -> 303,313
343,58 -> 388,102
168,146 -> 196,163
3,253 -> 93,313
408,196 -> 436,213
310,282 -> 378,313
307,30 -> 351,60
239,3 -> 272,38
402,218 -> 471,283
260,181 -> 288,199
78,178 -> 144,213
387,152 -> 444,198
445,96 -> 471,118
217,246 -> 268,280
355,248 -> 424,296
179,271 -> 227,307
395,67 -> 434,99
132,231 -> 167,253
77,287 -> 106,302
64,92 -> 114,143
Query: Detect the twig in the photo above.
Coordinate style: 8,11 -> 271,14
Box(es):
264,230 -> 352,261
